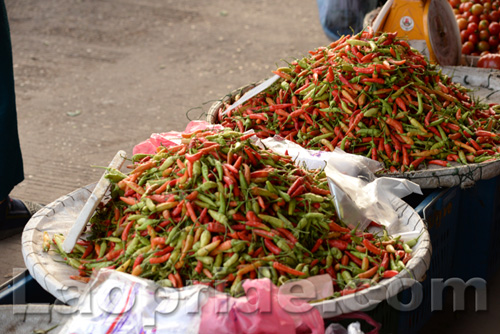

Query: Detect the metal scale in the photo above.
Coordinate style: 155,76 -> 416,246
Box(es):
372,0 -> 462,66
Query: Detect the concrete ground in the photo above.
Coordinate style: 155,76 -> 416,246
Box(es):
1,0 -> 499,332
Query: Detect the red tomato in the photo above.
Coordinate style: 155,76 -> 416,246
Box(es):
460,30 -> 470,44
462,41 -> 475,55
477,53 -> 500,69
480,29 -> 490,40
489,10 -> 500,22
449,0 -> 461,8
468,14 -> 480,24
489,22 -> 500,35
479,19 -> 490,31
461,29 -> 470,42
463,2 -> 473,12
467,22 -> 479,35
469,32 -> 480,44
458,17 -> 469,30
471,3 -> 484,16
478,40 -> 491,52
489,35 -> 500,48
480,13 -> 489,21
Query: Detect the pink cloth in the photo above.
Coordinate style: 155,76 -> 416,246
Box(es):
199,279 -> 325,334
132,121 -> 224,155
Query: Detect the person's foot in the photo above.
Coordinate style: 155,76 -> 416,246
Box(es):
0,197 -> 44,240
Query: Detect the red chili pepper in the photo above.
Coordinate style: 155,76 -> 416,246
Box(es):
345,251 -> 363,267
243,146 -> 258,165
357,265 -> 379,279
328,239 -> 348,251
325,266 -> 336,278
363,239 -> 381,255
185,201 -> 198,223
207,222 -> 226,233
445,123 -> 461,132
382,270 -> 399,278
150,237 -> 166,249
121,219 -> 134,241
380,252 -> 389,270
81,243 -> 94,259
154,246 -> 174,256
411,156 -> 426,168
395,97 -> 407,112
402,147 -> 410,166
290,184 -> 306,198
329,222 -> 350,233
340,283 -> 371,296
253,229 -> 277,239
252,246 -> 264,258
353,66 -> 374,74
172,199 -> 184,217
476,130 -> 497,137
428,160 -> 449,167
310,185 -> 330,196
132,254 -> 144,270
276,228 -> 298,244
386,117 -> 404,133
338,73 -> 355,90
105,249 -> 123,261
311,238 -> 323,253
272,261 -> 306,276
194,260 -> 204,274
469,139 -> 482,151
257,195 -> 266,210
264,238 -> 281,255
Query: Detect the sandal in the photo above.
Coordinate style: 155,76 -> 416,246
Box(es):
0,197 -> 44,240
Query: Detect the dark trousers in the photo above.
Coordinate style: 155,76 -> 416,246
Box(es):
0,0 -> 24,199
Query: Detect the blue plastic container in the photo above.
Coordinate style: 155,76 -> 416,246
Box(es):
0,269 -> 56,305
362,186 -> 461,334
396,186 -> 460,333
452,176 -> 500,281
414,186 -> 460,280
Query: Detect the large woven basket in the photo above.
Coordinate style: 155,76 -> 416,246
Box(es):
23,183 -> 431,318
207,77 -> 500,189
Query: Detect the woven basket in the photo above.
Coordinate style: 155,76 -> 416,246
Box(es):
207,78 -> 500,189
23,184 -> 431,318
206,79 -> 265,125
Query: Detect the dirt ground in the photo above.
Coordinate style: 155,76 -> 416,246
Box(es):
6,0 -> 327,205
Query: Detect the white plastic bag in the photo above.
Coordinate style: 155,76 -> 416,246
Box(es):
325,149 -> 422,233
262,136 -> 422,233
57,269 -> 326,334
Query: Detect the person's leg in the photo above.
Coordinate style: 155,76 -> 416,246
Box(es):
0,0 -> 24,200
0,0 -> 43,239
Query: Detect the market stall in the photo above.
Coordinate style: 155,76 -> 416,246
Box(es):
2,1 -> 500,333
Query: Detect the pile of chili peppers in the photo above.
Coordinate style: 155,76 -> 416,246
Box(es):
51,129 -> 416,297
215,29 -> 500,172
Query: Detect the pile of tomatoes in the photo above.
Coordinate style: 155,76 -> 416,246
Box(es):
448,0 -> 500,55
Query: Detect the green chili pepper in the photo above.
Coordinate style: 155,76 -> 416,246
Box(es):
223,253 -> 239,268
